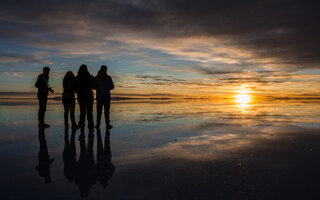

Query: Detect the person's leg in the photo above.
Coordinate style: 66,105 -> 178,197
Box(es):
104,99 -> 111,126
64,111 -> 69,127
63,98 -> 70,127
38,97 -> 48,126
78,101 -> 86,128
87,101 -> 94,129
70,98 -> 77,128
96,101 -> 102,127
38,98 -> 44,125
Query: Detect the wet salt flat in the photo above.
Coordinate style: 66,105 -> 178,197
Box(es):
0,99 -> 320,199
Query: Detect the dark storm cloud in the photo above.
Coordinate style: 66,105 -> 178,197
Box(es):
0,0 -> 319,68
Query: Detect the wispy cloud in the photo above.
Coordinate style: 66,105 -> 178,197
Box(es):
0,51 -> 52,64
0,0 -> 319,96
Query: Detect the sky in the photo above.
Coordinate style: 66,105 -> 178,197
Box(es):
0,0 -> 319,98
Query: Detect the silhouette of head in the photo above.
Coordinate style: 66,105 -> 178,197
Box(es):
78,64 -> 89,77
43,66 -> 50,76
96,68 -> 107,80
100,65 -> 108,72
63,71 -> 75,81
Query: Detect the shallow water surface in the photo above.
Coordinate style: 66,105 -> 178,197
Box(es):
0,99 -> 320,199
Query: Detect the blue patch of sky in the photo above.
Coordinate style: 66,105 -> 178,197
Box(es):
103,48 -> 207,80
0,35 -> 209,92
296,69 -> 320,75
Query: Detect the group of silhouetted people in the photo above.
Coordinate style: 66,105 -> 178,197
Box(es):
35,64 -> 114,130
35,64 -> 115,197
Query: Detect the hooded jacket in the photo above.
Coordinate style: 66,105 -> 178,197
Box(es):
75,74 -> 95,102
95,75 -> 114,102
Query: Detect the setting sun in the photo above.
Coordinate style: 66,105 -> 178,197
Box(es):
234,85 -> 252,108
235,94 -> 252,105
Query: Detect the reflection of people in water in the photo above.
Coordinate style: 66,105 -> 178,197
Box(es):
96,129 -> 115,187
62,128 -> 115,197
36,128 -> 54,183
74,129 -> 96,198
63,128 -> 77,182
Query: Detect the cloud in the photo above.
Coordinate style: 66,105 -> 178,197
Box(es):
0,0 -> 319,69
0,0 -> 320,96
0,51 -> 52,64
136,75 -> 185,82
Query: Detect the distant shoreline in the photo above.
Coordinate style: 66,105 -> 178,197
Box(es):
1,91 -> 320,101
0,96 -> 320,101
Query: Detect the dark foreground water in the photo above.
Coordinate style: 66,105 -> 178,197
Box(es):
0,99 -> 320,199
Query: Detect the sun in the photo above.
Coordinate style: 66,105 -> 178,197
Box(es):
234,85 -> 252,108
235,94 -> 251,104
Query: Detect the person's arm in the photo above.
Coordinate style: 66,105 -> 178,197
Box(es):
108,76 -> 114,90
47,77 -> 54,93
71,78 -> 76,94
74,77 -> 79,94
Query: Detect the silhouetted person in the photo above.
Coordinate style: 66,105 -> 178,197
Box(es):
36,128 -> 54,183
35,66 -> 54,128
62,71 -> 78,129
63,128 -> 77,182
95,65 -> 114,129
75,129 -> 96,198
96,129 -> 115,188
75,64 -> 95,130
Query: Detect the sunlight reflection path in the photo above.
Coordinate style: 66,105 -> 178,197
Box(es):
234,85 -> 252,109
235,94 -> 252,108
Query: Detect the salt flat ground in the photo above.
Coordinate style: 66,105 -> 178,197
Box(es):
0,99 -> 319,199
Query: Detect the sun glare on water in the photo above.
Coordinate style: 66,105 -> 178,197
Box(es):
234,85 -> 252,108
